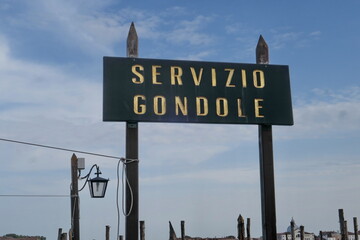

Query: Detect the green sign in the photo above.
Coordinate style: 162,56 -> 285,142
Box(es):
103,57 -> 293,125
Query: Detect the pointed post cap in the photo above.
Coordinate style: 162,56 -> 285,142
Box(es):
256,35 -> 269,64
127,22 -> 138,57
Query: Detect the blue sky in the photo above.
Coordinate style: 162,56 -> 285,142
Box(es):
0,1 -> 359,240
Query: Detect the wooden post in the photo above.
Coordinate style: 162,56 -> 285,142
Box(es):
106,225 -> 110,240
238,215 -> 245,240
71,154 -> 80,240
61,233 -> 68,240
291,219 -> 295,240
119,235 -> 124,240
126,22 -> 139,240
169,221 -> 177,240
58,228 -> 63,240
320,231 -> 323,240
354,217 -> 358,240
300,226 -> 304,240
181,220 -> 185,240
246,218 -> 251,240
140,221 -> 145,240
339,209 -> 345,240
257,35 -> 277,240
344,221 -> 348,240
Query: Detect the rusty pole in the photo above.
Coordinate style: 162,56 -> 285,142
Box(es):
126,22 -> 139,240
256,35 -> 277,240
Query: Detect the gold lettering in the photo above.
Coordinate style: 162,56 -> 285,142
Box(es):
254,98 -> 264,118
237,98 -> 246,117
133,95 -> 146,114
131,65 -> 144,84
190,67 -> 203,86
154,96 -> 166,115
170,66 -> 183,85
196,97 -> 208,116
216,98 -> 228,117
152,65 -> 162,85
175,96 -> 188,115
253,70 -> 265,88
211,68 -> 217,87
225,69 -> 235,87
241,69 -> 247,88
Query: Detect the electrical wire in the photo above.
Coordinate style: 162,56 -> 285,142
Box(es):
0,137 -> 121,160
116,157 -> 138,240
0,136 -> 140,240
0,194 -> 71,197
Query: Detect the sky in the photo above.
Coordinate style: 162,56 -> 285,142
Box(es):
0,0 -> 359,240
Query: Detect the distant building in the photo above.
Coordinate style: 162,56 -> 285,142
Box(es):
277,218 -> 315,240
321,231 -> 341,240
0,238 -> 42,240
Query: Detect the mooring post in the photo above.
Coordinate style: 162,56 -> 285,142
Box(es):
256,35 -> 277,240
246,218 -> 251,240
61,233 -> 68,240
300,226 -> 304,240
339,209 -> 345,240
238,214 -> 245,240
354,217 -> 359,240
181,220 -> 185,240
57,228 -> 63,240
290,218 -> 295,240
344,221 -> 349,240
106,225 -> 110,240
140,221 -> 145,240
126,22 -> 139,240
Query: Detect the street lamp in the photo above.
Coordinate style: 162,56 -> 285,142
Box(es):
87,166 -> 109,198
71,154 -> 109,240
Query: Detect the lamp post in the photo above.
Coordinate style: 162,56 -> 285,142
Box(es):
70,154 -> 109,240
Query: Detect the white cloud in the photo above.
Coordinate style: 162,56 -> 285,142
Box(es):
166,15 -> 215,46
275,86 -> 360,140
141,167 -> 259,185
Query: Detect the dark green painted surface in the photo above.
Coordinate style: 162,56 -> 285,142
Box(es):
103,57 -> 293,125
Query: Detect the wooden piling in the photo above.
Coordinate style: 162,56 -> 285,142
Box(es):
339,209 -> 346,240
57,228 -> 62,240
354,217 -> 358,240
169,221 -> 177,240
291,218 -> 295,240
106,225 -> 110,240
140,221 -> 145,240
61,233 -> 67,240
344,221 -> 349,240
181,220 -> 185,240
300,226 -> 304,240
238,215 -> 245,240
246,218 -> 251,240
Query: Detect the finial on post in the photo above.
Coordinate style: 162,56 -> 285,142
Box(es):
256,35 -> 269,64
127,22 -> 138,58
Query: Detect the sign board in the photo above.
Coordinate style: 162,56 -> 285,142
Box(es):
103,57 -> 293,125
